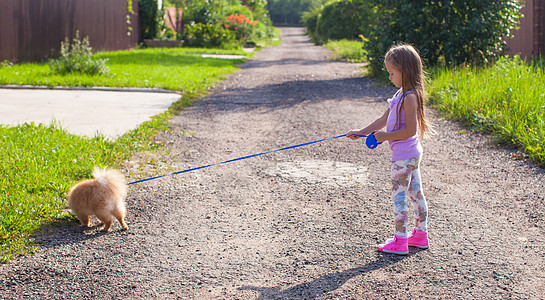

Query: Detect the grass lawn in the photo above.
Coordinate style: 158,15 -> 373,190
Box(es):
0,47 -> 250,262
324,39 -> 367,63
428,56 -> 545,167
0,47 -> 248,91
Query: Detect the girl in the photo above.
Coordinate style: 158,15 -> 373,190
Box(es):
346,44 -> 431,255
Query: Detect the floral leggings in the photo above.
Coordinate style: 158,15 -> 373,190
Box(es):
391,156 -> 428,237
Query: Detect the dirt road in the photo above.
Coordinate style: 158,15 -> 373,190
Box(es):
1,27 -> 544,299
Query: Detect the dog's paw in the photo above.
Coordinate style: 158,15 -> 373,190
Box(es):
99,225 -> 112,232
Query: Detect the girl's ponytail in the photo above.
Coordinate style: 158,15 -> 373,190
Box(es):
384,44 -> 432,139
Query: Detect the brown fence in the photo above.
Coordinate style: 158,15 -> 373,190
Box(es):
505,0 -> 544,60
0,0 -> 141,62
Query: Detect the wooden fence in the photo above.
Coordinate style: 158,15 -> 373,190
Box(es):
0,0 -> 140,62
506,0 -> 545,60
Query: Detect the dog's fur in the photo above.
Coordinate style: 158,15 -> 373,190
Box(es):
67,167 -> 128,232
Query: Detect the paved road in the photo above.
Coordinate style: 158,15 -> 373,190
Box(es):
0,87 -> 180,139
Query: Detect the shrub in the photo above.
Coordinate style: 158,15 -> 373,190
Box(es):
182,22 -> 239,49
139,0 -> 161,39
365,0 -> 522,78
179,0 -> 274,47
48,32 -> 109,76
302,6 -> 321,37
243,0 -> 272,26
224,14 -> 259,45
310,0 -> 377,45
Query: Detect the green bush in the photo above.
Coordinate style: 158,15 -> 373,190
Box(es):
139,0 -> 161,39
365,0 -> 521,78
251,21 -> 273,42
224,6 -> 275,44
182,22 -> 239,49
48,32 -> 109,76
244,0 -> 272,26
302,6 -> 321,36
181,0 -> 237,25
178,0 -> 274,48
309,0 -> 377,45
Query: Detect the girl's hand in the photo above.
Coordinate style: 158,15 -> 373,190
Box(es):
346,130 -> 362,140
373,131 -> 387,143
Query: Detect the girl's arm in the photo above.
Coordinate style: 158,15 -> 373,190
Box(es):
374,93 -> 418,142
346,108 -> 389,140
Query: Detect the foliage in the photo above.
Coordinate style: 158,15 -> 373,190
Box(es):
365,0 -> 522,78
48,32 -> 109,76
304,0 -> 377,44
178,0 -> 274,48
1,60 -> 13,68
181,0 -> 235,25
324,38 -> 367,62
243,0 -> 272,25
428,56 -> 545,166
268,0 -> 325,24
183,22 -> 239,48
301,6 -> 321,36
139,0 -> 162,39
224,14 -> 258,44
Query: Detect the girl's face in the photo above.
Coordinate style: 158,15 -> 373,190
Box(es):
385,62 -> 402,88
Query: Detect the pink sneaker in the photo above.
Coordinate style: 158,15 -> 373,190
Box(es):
377,235 -> 408,255
407,229 -> 429,249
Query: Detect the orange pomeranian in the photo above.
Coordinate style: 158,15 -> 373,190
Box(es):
67,167 -> 128,232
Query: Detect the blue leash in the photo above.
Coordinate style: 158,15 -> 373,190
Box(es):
127,133 -> 381,185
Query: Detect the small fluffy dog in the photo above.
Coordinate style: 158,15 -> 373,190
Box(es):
67,167 -> 128,232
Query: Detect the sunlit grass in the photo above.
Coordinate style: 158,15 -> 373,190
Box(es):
0,47 -> 246,262
0,47 -> 247,91
428,56 -> 545,166
324,39 -> 366,63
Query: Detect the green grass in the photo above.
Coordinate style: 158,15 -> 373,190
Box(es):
0,47 -> 248,262
428,56 -> 545,166
0,123 -> 118,260
324,39 -> 366,63
0,47 -> 247,91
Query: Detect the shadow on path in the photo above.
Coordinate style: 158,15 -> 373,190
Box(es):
197,77 -> 393,114
34,218 -> 122,249
239,250 -> 423,299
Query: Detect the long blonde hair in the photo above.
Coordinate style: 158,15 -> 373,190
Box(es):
384,44 -> 431,139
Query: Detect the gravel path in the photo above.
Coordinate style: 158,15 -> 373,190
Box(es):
1,27 -> 544,299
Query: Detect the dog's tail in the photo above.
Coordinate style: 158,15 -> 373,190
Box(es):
92,167 -> 128,200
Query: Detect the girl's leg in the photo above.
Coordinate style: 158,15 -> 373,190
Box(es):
391,157 -> 420,237
407,156 -> 428,232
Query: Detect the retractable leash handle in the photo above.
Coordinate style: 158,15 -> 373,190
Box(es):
353,133 -> 383,149
365,133 -> 383,149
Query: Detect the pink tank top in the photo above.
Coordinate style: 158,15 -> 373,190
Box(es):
386,89 -> 423,161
